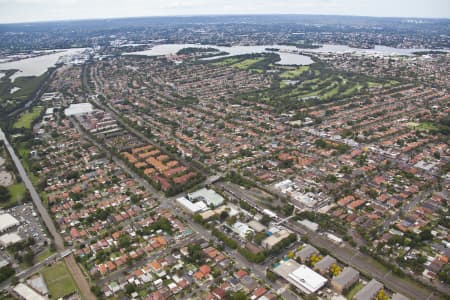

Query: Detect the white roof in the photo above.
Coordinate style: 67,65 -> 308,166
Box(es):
13,283 -> 47,300
0,214 -> 20,232
288,265 -> 327,293
0,232 -> 23,246
232,222 -> 254,238
64,103 -> 93,116
176,197 -> 207,213
188,188 -> 224,207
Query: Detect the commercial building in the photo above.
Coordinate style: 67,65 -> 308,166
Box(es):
0,232 -> 23,247
232,222 -> 254,239
298,219 -> 319,232
64,103 -> 93,116
0,214 -> 20,233
354,279 -> 383,300
176,197 -> 208,214
331,267 -> 360,294
247,220 -> 267,232
314,255 -> 336,275
261,229 -> 290,249
188,188 -> 224,207
273,259 -> 327,294
13,283 -> 47,300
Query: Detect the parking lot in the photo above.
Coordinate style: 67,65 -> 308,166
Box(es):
3,203 -> 49,249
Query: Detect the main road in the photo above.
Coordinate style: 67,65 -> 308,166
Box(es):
0,129 -> 96,300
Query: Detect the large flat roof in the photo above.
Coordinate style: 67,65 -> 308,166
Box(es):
64,103 -> 93,116
176,196 -> 208,213
0,214 -> 20,232
274,259 -> 327,294
0,232 -> 23,246
13,283 -> 47,300
188,188 -> 224,207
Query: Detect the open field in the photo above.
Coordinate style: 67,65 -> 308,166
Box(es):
231,57 -> 266,69
243,61 -> 394,111
211,57 -> 241,66
279,66 -> 310,79
410,122 -> 439,132
13,106 -> 44,129
41,262 -> 78,299
7,182 -> 26,201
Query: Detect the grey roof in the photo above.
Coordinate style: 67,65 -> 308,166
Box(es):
314,255 -> 336,271
240,275 -> 258,291
188,188 -> 224,207
354,279 -> 383,300
332,267 -> 359,287
297,244 -> 318,260
391,293 -> 409,300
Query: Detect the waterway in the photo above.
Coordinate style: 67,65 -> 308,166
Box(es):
124,43 -> 444,66
0,48 -> 86,82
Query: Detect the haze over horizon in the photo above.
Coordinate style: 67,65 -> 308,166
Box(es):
0,0 -> 449,24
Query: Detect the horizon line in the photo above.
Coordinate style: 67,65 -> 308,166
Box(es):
1,12 -> 449,26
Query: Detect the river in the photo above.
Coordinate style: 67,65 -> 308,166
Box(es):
0,48 -> 87,82
124,43 -> 445,66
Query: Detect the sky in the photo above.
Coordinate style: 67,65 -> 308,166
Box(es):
0,0 -> 449,24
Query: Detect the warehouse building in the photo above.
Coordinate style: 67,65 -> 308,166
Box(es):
176,197 -> 208,214
0,232 -> 23,247
188,188 -> 224,207
273,259 -> 327,294
13,283 -> 47,300
0,214 -> 20,233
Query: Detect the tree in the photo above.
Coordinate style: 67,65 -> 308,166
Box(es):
0,265 -> 15,283
330,263 -> 342,277
419,229 -> 433,241
0,186 -> 11,203
226,291 -> 249,300
220,210 -> 229,221
266,269 -> 278,282
376,290 -> 388,300
366,189 -> 379,199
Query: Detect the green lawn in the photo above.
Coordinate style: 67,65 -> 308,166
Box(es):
0,73 -> 47,116
41,262 -> 78,299
4,182 -> 26,207
16,143 -> 39,185
415,122 -> 439,132
279,66 -> 310,79
346,282 -> 364,299
13,106 -> 44,129
231,57 -> 265,69
211,57 -> 241,66
37,248 -> 55,262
